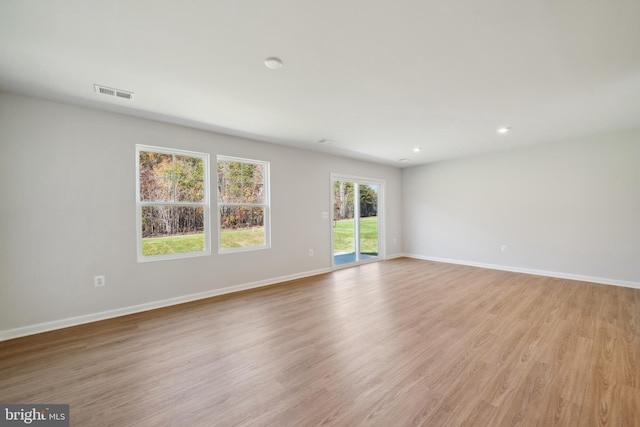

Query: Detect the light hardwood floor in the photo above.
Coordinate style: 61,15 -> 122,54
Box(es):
1,258 -> 639,426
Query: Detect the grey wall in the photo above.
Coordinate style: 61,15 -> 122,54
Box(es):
0,92 -> 403,334
403,130 -> 640,285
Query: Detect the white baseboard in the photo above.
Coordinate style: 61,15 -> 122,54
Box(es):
0,267 -> 331,342
404,253 -> 640,289
4,257 -> 636,342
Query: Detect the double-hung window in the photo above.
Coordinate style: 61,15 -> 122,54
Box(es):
136,145 -> 210,262
217,156 -> 270,253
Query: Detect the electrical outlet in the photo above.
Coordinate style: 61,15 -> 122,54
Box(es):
308,249 -> 314,256
94,275 -> 105,287
500,245 -> 508,253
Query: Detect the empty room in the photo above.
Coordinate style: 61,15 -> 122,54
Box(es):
1,1 -> 639,426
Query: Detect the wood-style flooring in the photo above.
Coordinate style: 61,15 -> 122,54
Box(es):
1,258 -> 639,426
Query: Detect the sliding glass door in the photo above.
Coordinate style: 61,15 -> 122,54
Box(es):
331,175 -> 383,267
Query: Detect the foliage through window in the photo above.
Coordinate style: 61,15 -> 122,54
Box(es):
333,181 -> 378,220
136,145 -> 210,261
217,156 -> 270,252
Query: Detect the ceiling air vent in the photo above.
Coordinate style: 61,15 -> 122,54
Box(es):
94,84 -> 134,100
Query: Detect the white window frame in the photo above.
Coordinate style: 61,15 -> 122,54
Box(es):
217,155 -> 271,254
136,145 -> 211,262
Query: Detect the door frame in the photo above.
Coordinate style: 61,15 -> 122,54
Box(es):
330,173 -> 385,270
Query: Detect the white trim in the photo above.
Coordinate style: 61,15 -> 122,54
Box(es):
5,257 -> 635,341
137,144 -> 209,158
0,268 -> 331,342
219,243 -> 270,254
404,254 -> 640,289
329,173 -> 385,185
217,154 -> 267,166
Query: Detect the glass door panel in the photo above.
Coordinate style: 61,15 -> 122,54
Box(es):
332,178 -> 382,267
333,180 -> 356,265
358,184 -> 378,261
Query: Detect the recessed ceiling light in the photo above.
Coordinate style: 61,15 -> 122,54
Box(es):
413,147 -> 422,152
497,126 -> 510,134
398,158 -> 409,162
264,57 -> 283,69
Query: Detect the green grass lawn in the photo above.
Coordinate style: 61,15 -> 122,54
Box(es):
334,216 -> 378,255
142,233 -> 205,256
142,228 -> 265,256
142,219 -> 377,256
220,228 -> 264,249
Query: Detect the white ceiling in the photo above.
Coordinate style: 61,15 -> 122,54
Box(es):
1,0 -> 639,167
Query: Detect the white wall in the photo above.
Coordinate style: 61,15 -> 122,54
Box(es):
3,90 -> 637,339
0,92 -> 403,337
403,130 -> 640,286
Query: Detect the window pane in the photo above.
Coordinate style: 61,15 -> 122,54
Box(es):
140,152 -> 206,203
140,151 -> 174,202
218,161 -> 264,204
359,184 -> 379,256
139,152 -> 172,177
140,176 -> 174,202
218,161 -> 239,203
220,206 -> 265,249
175,155 -> 205,203
242,163 -> 264,204
141,206 -> 205,256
